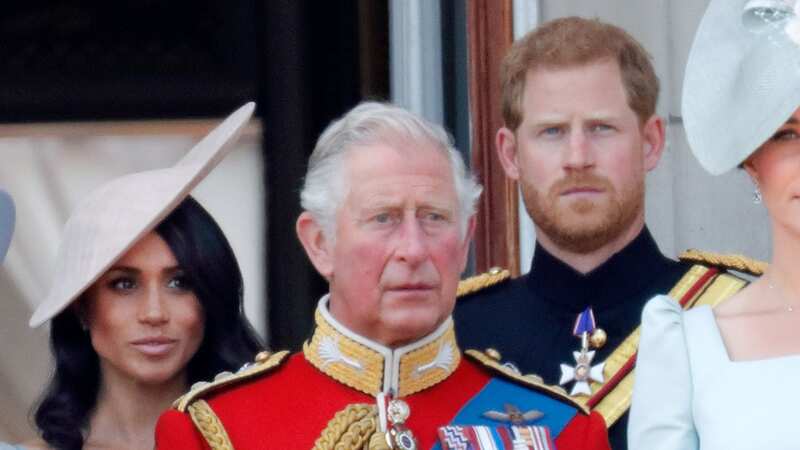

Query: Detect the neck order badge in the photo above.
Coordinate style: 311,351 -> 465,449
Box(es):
559,308 -> 607,396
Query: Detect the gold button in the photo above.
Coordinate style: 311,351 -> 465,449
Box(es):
553,385 -> 569,396
524,373 -> 544,384
191,381 -> 210,391
590,328 -> 607,349
214,371 -> 234,381
255,350 -> 272,364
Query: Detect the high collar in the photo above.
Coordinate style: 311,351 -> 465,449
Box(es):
527,228 -> 673,313
303,295 -> 461,397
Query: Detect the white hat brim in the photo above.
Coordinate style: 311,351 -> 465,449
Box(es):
29,102 -> 255,327
683,0 -> 800,175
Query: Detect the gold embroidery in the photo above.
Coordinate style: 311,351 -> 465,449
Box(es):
304,307 -> 460,396
304,309 -> 385,395
398,327 -> 460,396
174,351 -> 290,412
312,403 -> 380,450
465,349 -> 589,414
187,399 -> 234,450
457,267 -> 511,297
680,249 -> 767,276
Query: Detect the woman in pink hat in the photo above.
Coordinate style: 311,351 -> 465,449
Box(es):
4,103 -> 264,450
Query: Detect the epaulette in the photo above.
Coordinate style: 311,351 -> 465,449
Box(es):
679,249 -> 767,276
457,267 -> 511,297
584,262 -> 747,428
174,350 -> 291,412
464,349 -> 589,415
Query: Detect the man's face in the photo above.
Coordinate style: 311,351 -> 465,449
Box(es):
320,139 -> 471,346
498,60 -> 662,253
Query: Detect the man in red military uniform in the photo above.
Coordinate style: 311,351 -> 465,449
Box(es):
155,102 -> 610,450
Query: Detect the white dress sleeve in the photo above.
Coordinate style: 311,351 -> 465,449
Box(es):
0,443 -> 29,450
628,295 -> 699,450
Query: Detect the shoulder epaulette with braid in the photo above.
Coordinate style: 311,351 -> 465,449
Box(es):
679,249 -> 767,276
457,267 -> 511,297
464,349 -> 589,414
174,350 -> 291,412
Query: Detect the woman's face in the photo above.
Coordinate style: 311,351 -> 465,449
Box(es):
746,108 -> 800,233
82,232 -> 205,386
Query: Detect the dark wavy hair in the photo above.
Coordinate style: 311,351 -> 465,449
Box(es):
33,196 -> 264,450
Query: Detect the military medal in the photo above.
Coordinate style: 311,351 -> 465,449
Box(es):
383,398 -> 418,450
438,424 -> 555,450
481,403 -> 543,425
559,307 -> 606,396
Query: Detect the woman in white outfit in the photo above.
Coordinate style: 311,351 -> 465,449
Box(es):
629,0 -> 800,449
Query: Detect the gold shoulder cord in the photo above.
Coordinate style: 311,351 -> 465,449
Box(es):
188,399 -> 234,450
679,249 -> 767,276
172,351 -> 291,450
588,261 -> 749,427
464,349 -> 589,414
579,266 -> 710,426
457,267 -> 511,297
175,351 -> 290,412
312,403 -> 390,450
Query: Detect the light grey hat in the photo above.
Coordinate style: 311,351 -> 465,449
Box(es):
29,102 -> 255,328
683,0 -> 800,175
0,190 -> 14,264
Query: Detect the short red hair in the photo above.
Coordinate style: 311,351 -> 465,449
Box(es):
501,17 -> 659,130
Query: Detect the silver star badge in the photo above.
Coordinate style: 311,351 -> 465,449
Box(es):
559,349 -> 605,396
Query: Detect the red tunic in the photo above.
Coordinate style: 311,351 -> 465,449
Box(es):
156,352 -> 609,449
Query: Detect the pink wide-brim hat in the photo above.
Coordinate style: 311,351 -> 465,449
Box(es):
29,102 -> 256,328
0,189 -> 14,264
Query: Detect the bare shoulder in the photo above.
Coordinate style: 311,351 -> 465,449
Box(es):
713,281 -> 762,317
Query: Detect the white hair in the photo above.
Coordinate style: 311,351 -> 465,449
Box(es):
300,101 -> 483,239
